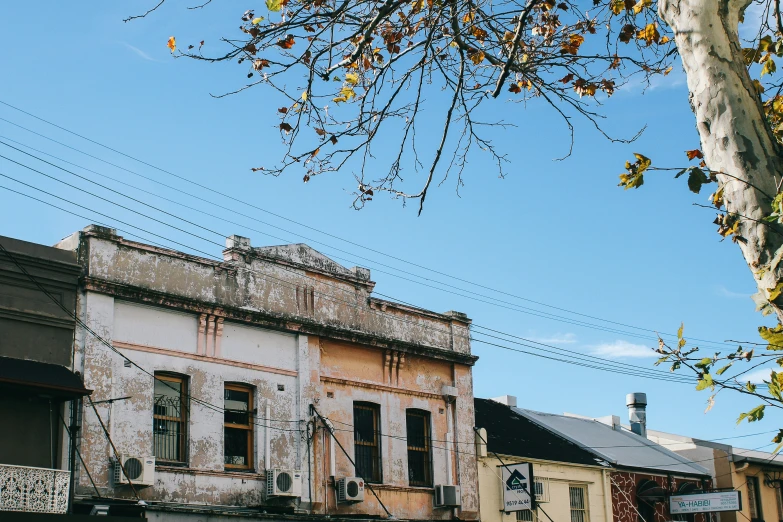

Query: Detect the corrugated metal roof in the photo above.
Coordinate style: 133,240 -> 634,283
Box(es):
514,407 -> 710,477
733,447 -> 783,467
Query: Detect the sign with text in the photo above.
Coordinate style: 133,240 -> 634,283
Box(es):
669,491 -> 741,514
501,463 -> 534,512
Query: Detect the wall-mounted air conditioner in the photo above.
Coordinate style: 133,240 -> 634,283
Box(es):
336,477 -> 365,503
113,455 -> 155,487
533,477 -> 550,503
434,484 -> 461,507
266,469 -> 303,497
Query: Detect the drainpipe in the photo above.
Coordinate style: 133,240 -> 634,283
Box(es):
445,401 -> 454,486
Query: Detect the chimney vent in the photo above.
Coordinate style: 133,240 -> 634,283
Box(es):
626,392 -> 647,438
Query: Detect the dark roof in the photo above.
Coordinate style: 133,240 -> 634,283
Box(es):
474,398 -> 607,467
0,356 -> 92,398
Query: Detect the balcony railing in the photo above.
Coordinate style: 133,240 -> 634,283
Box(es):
0,463 -> 70,514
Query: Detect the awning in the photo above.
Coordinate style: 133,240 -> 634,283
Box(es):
0,356 -> 92,399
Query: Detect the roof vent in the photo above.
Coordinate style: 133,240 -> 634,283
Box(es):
626,392 -> 648,438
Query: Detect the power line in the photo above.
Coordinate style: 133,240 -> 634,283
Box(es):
0,164 -> 698,385
0,133 -> 730,350
0,101 -> 741,349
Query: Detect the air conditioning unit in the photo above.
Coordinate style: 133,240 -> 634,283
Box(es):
266,469 -> 303,497
336,477 -> 365,503
434,484 -> 461,507
533,477 -> 550,503
113,455 -> 155,487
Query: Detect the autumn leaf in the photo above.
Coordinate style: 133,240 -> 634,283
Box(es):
333,86 -> 356,103
559,73 -> 574,84
470,26 -> 489,43
762,58 -> 777,77
685,149 -> 703,160
252,16 -> 265,24
280,122 -> 294,133
710,186 -> 725,208
345,72 -> 359,85
468,49 -> 485,65
253,59 -> 270,71
277,35 -> 296,49
278,107 -> 288,114
637,23 -> 660,46
267,0 -> 282,12
462,10 -> 475,23
315,128 -> 327,136
302,91 -> 308,101
561,34 -> 585,55
329,135 -> 338,145
167,36 -> 176,53
610,0 -> 625,14
619,24 -> 635,44
760,324 -> 783,349
509,83 -> 522,94
632,0 -> 651,15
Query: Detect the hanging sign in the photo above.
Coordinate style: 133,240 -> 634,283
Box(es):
501,463 -> 535,512
669,491 -> 741,514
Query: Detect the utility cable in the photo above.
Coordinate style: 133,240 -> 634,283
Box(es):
0,167 -> 698,385
87,395 -> 139,499
311,405 -> 394,518
59,411 -> 102,499
0,103 -> 742,349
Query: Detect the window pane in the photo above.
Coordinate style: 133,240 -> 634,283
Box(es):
406,414 -> 426,449
354,407 -> 376,444
225,388 -> 251,425
224,427 -> 249,466
569,485 -> 587,522
517,510 -> 534,522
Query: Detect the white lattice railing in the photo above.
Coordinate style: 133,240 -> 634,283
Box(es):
0,463 -> 70,513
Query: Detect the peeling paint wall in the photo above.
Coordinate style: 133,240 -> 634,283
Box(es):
63,227 -> 479,520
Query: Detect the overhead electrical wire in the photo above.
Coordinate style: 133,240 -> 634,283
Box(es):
0,144 -> 703,383
0,101 -> 742,350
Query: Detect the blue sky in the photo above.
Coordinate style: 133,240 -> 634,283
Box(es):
1,2 -> 780,449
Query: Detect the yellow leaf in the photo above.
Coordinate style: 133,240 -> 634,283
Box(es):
462,10 -> 475,23
636,23 -> 660,46
345,73 -> 359,85
167,36 -> 176,53
252,16 -> 264,24
302,91 -> 308,101
663,66 -> 673,76
449,41 -> 459,48
632,0 -> 651,15
633,153 -> 652,173
659,35 -> 670,44
469,50 -> 485,65
266,0 -> 282,12
503,31 -> 514,41
762,58 -> 777,77
610,0 -> 625,14
332,86 -> 356,103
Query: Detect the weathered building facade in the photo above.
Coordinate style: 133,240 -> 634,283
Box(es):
58,226 -> 478,521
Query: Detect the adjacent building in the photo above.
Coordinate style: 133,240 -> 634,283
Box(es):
0,235 -> 95,518
474,397 -> 613,522
484,394 -> 712,522
649,430 -> 783,522
56,226 -> 479,521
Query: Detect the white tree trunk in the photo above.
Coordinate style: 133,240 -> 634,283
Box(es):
660,0 -> 783,322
